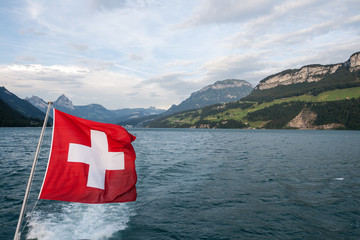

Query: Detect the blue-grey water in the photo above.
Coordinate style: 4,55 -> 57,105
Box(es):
1,128 -> 360,239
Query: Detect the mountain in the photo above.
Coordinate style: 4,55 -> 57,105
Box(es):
25,95 -> 48,112
54,94 -> 75,111
26,94 -> 77,115
147,87 -> 360,130
0,86 -> 46,120
146,51 -> 360,130
0,98 -> 44,127
165,79 -> 253,114
243,52 -> 360,102
26,94 -> 165,124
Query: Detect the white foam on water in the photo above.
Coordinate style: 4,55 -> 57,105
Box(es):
27,202 -> 133,240
334,177 -> 344,181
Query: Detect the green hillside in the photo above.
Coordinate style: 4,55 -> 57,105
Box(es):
146,87 -> 360,130
0,86 -> 46,119
0,99 -> 44,127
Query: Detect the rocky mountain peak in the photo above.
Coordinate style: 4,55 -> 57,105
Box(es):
199,79 -> 253,93
346,51 -> 360,71
25,96 -> 48,111
256,51 -> 360,91
54,94 -> 75,110
166,79 -> 254,114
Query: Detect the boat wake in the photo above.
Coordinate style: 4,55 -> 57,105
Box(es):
26,202 -> 133,240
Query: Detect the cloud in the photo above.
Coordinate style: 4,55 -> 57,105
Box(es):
225,0 -> 360,49
0,64 -> 87,86
18,27 -> 46,36
89,0 -> 161,12
23,0 -> 167,48
69,43 -> 89,52
143,72 -> 203,95
200,53 -> 269,85
15,56 -> 37,62
1,0 -> 360,110
26,0 -> 43,19
235,20 -> 338,50
164,60 -> 196,69
0,63 -> 192,109
177,0 -> 279,28
0,64 -> 139,106
128,53 -> 144,61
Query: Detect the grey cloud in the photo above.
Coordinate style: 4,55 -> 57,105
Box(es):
143,72 -> 204,95
75,59 -> 115,71
13,84 -> 35,88
202,53 -> 269,84
15,56 -> 37,62
89,0 -> 162,12
3,65 -> 84,85
70,43 -> 89,52
19,28 -> 46,36
150,92 -> 160,98
128,53 -> 144,61
89,0 -> 127,11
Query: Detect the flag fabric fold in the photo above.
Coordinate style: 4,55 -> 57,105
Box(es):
39,109 -> 137,203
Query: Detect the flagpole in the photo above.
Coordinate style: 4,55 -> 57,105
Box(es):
14,102 -> 53,240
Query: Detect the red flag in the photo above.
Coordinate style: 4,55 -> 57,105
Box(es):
39,109 -> 137,203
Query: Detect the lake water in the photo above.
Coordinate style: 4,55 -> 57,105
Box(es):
1,128 -> 360,239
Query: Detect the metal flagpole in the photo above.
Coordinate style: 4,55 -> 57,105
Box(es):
14,102 -> 53,240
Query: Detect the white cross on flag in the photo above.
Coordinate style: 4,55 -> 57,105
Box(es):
39,109 -> 137,203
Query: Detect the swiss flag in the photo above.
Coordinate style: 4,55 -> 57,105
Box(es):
39,109 -> 137,203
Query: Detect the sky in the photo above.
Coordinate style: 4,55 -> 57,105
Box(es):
0,0 -> 360,110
